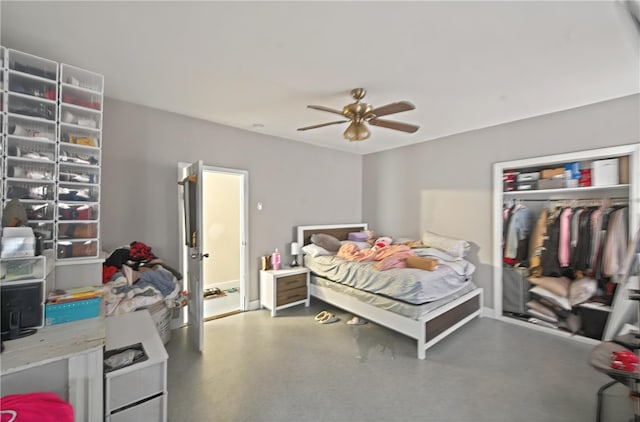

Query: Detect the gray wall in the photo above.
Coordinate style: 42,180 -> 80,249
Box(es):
363,94 -> 640,308
102,98 -> 362,301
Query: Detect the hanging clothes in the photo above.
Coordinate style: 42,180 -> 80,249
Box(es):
573,207 -> 596,274
541,208 -> 563,277
503,203 -> 533,266
602,206 -> 629,279
570,207 -> 584,264
558,207 -> 573,268
529,208 -> 549,278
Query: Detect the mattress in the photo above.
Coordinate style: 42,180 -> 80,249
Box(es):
311,275 -> 478,320
304,253 -> 474,304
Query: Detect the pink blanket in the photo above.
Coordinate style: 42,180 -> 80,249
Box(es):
337,243 -> 415,270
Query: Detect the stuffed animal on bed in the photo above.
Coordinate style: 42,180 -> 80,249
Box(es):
371,236 -> 393,251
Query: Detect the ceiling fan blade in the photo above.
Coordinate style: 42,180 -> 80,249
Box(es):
297,120 -> 349,131
368,118 -> 419,133
370,101 -> 415,118
307,105 -> 345,116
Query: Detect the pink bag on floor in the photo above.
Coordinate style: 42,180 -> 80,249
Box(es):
0,392 -> 73,422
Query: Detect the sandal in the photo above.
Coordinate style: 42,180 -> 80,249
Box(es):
347,316 -> 368,326
314,311 -> 329,321
203,287 -> 221,298
320,313 -> 340,324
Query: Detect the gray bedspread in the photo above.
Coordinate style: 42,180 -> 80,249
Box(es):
304,254 -> 474,304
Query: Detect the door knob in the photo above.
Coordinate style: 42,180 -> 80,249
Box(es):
190,253 -> 210,260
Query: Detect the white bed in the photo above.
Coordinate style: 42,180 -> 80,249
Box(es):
297,223 -> 483,359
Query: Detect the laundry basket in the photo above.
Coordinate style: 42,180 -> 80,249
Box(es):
145,301 -> 171,344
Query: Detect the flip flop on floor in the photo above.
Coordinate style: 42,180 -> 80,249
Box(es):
320,313 -> 340,324
347,316 -> 368,326
314,311 -> 329,321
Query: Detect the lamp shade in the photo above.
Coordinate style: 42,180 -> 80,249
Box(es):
291,242 -> 300,255
343,121 -> 370,141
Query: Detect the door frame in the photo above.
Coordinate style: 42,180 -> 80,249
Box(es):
177,162 -> 249,324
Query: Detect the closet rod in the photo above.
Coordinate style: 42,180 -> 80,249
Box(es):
508,197 -> 628,202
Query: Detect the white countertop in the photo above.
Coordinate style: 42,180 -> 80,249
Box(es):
1,316 -> 106,376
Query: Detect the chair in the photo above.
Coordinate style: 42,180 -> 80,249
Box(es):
589,227 -> 640,422
590,338 -> 640,422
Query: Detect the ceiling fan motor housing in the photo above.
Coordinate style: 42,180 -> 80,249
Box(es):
343,103 -> 373,120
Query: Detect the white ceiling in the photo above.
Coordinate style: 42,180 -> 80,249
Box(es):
1,1 -> 639,155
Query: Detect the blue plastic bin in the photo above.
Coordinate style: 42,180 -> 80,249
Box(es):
45,297 -> 101,325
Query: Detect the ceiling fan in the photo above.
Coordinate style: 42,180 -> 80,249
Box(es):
621,0 -> 640,33
297,88 -> 419,141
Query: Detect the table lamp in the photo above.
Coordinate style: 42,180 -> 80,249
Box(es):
290,242 -> 300,267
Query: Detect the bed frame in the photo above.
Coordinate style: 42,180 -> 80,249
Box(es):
297,223 -> 483,359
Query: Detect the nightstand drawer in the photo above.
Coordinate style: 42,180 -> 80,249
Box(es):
276,273 -> 306,291
276,285 -> 307,306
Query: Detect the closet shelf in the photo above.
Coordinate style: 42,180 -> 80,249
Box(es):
503,184 -> 630,200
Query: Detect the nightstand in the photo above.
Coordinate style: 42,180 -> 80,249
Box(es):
260,267 -> 310,317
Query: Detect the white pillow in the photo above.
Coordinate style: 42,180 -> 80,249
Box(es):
569,277 -> 597,307
529,286 -> 571,311
421,230 -> 470,258
340,240 -> 371,250
301,243 -> 333,257
412,247 -> 460,262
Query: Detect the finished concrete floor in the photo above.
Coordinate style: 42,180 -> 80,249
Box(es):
165,300 -> 633,422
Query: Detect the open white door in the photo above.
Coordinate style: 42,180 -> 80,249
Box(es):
181,160 -> 207,352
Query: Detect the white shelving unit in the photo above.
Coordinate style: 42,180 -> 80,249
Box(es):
0,46 -> 105,288
56,64 -> 103,262
1,45 -> 5,202
2,49 -> 58,253
492,144 -> 640,343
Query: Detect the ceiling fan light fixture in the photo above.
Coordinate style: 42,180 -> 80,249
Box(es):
344,121 -> 370,141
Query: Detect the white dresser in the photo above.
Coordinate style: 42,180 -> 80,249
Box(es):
105,310 -> 168,422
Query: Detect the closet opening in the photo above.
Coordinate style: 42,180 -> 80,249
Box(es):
493,144 -> 640,344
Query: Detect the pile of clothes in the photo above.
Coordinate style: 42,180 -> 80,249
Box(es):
102,241 -> 186,317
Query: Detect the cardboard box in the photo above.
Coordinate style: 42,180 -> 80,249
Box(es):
619,155 -> 629,184
1,227 -> 35,258
538,178 -> 565,190
406,256 -> 438,271
592,158 -> 619,186
541,168 -> 565,179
